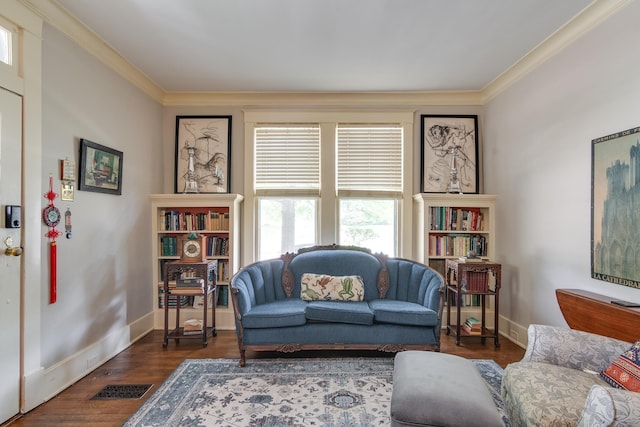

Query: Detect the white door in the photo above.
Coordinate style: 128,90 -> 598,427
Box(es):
0,86 -> 23,423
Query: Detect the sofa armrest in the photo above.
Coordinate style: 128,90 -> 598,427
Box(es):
522,324 -> 631,372
577,385 -> 640,427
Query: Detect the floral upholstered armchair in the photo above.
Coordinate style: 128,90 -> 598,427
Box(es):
501,324 -> 640,426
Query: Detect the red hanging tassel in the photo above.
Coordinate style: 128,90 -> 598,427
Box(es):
50,241 -> 57,304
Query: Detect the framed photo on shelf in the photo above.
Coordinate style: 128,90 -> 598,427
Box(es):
591,125 -> 640,289
78,138 -> 123,195
420,115 -> 479,194
175,115 -> 232,194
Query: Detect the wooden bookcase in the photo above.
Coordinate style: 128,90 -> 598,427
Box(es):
151,193 -> 243,330
413,193 -> 497,321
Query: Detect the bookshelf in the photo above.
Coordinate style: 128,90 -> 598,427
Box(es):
413,193 -> 497,321
151,193 -> 243,330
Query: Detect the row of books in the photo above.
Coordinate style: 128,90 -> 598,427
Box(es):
157,292 -> 192,308
428,234 -> 487,257
462,316 -> 482,335
429,207 -> 484,231
461,271 -> 490,292
160,236 -> 230,257
159,210 -> 230,231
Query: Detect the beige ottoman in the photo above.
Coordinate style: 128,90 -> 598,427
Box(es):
391,351 -> 505,427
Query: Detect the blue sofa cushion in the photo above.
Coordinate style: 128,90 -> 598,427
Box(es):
242,299 -> 308,329
369,299 -> 439,326
305,301 -> 374,325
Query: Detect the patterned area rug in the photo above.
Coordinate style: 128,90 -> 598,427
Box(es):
124,357 -> 507,427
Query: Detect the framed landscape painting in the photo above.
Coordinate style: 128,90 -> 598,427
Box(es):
78,138 -> 123,195
591,125 -> 640,288
175,116 -> 232,193
420,115 -> 479,193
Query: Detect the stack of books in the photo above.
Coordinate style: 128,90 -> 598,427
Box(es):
183,319 -> 203,335
173,277 -> 205,295
463,317 -> 482,335
457,256 -> 485,263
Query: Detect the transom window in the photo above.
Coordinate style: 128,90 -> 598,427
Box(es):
0,25 -> 12,66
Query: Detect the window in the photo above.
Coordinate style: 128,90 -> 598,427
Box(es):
245,111 -> 413,261
336,124 -> 403,254
339,199 -> 398,254
0,26 -> 11,66
258,197 -> 317,260
254,124 -> 320,259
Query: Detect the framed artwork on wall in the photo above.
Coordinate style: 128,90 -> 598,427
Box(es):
591,125 -> 640,289
420,115 -> 479,194
78,138 -> 123,195
175,115 -> 232,194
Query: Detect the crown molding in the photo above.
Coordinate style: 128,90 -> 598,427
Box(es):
162,90 -> 483,107
482,0 -> 633,103
20,0 -> 165,103
22,0 -> 632,107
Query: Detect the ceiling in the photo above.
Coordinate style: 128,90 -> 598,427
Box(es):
52,0 -> 596,94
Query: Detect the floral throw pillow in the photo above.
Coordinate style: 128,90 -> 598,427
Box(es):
300,273 -> 365,302
599,340 -> 640,392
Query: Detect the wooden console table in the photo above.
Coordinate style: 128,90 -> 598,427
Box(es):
556,288 -> 640,343
163,260 -> 217,347
445,259 -> 501,347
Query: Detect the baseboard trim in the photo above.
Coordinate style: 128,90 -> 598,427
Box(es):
498,316 -> 527,349
22,312 -> 154,412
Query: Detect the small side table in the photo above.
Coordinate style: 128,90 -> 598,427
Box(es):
163,260 -> 217,347
445,259 -> 501,347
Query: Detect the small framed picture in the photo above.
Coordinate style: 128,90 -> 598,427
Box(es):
78,138 -> 123,195
420,115 -> 479,193
60,182 -> 74,201
175,116 -> 231,194
60,159 -> 76,181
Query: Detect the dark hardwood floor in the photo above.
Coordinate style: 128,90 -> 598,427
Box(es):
4,330 -> 525,426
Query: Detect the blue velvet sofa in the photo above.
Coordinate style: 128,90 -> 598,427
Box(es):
230,245 -> 444,366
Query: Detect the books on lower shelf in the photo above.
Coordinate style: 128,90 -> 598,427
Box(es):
463,316 -> 482,335
183,319 -> 203,335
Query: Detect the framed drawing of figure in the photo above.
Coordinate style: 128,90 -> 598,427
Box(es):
420,115 -> 478,194
175,116 -> 232,193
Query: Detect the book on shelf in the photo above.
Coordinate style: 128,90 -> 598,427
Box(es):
171,286 -> 209,296
457,256 -> 485,263
176,277 -> 205,288
183,318 -> 203,335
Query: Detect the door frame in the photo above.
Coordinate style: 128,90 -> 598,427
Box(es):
0,1 -> 44,414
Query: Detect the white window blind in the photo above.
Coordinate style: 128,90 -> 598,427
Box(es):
337,124 -> 403,193
254,125 -> 320,192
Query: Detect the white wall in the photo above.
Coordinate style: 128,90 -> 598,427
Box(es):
483,1 -> 640,329
40,24 -> 163,366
